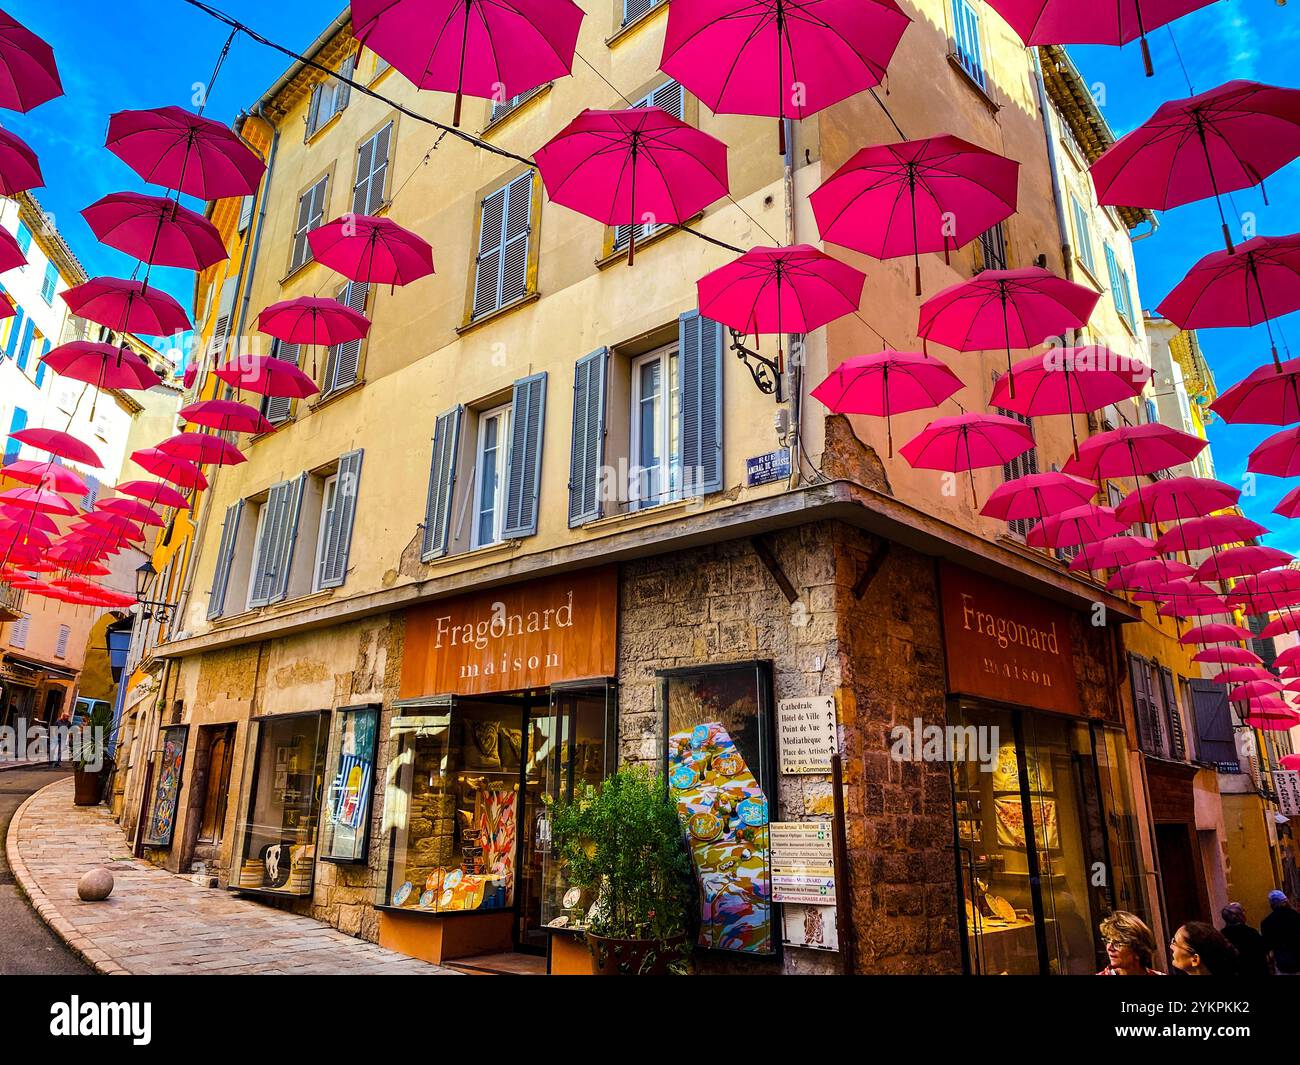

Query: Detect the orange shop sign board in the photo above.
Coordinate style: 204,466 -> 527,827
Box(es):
400,566 -> 618,698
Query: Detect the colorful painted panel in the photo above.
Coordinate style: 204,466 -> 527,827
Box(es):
323,706 -> 378,862
143,725 -> 188,848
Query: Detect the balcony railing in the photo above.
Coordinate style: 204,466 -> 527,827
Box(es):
0,581 -> 24,623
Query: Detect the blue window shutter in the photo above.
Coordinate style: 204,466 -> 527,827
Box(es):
421,406 -> 463,560
502,372 -> 547,539
568,348 -> 608,526
4,406 -> 26,463
15,318 -> 34,371
5,306 -> 24,358
34,338 -> 49,387
207,500 -> 244,620
15,222 -> 30,255
1104,244 -> 1124,312
318,449 -> 363,589
679,310 -> 724,496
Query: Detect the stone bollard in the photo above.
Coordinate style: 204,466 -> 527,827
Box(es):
77,867 -> 114,902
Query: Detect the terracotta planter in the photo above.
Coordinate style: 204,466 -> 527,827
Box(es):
73,767 -> 105,806
587,932 -> 688,975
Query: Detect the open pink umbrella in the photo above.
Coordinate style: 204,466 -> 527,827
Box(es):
1262,611 -> 1300,639
535,106 -> 729,266
1064,423 -> 1205,491
157,432 -> 246,467
1193,645 -> 1262,667
1115,475 -> 1240,525
1156,584 -> 1232,618
258,296 -> 370,379
9,427 -> 102,468
0,10 -> 62,112
698,245 -> 865,367
1210,666 -> 1274,684
1068,535 -> 1158,572
97,497 -> 164,528
1225,568 -> 1300,604
899,413 -> 1034,506
661,0 -> 910,153
1,459 -> 87,495
1157,234 -> 1300,370
1275,485 -> 1300,519
62,277 -> 193,335
990,347 -> 1150,457
1179,621 -> 1253,645
353,0 -> 584,127
116,480 -> 189,511
1154,513 -> 1270,554
985,0 -> 1218,76
105,106 -> 265,201
981,470 -> 1097,523
1026,504 -> 1127,549
307,215 -> 434,288
1106,558 -> 1194,592
1280,754 -> 1300,770
180,399 -> 273,437
213,353 -> 320,400
40,341 -> 159,392
0,486 -> 77,517
810,351 -> 962,457
0,505 -> 57,535
1227,680 -> 1287,702
1194,544 -> 1293,581
0,125 -> 41,196
130,448 -> 208,491
917,267 -> 1100,393
1212,358 -> 1300,425
1249,425 -> 1300,477
0,224 -> 25,272
809,135 -> 1019,294
1091,81 -> 1300,252
83,192 -> 227,271
1244,711 -> 1300,731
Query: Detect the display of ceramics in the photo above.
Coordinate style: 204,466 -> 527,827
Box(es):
562,887 -> 582,909
418,889 -> 436,908
392,881 -> 413,906
689,811 -> 723,842
425,869 -> 445,894
737,796 -> 768,827
989,895 -> 1017,922
443,868 -> 464,890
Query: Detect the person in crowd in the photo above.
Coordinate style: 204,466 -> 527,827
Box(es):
1170,922 -> 1239,976
1261,890 -> 1300,975
1220,902 -> 1271,976
1098,911 -> 1163,975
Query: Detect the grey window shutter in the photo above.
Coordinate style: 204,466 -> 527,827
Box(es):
679,309 -> 724,496
650,79 -> 684,118
472,188 -> 507,319
422,406 -> 463,560
336,53 -> 355,111
271,473 -> 309,604
305,84 -> 323,140
353,123 -> 391,216
318,449 -> 364,589
1159,667 -> 1185,760
500,173 -> 532,306
291,177 -> 326,271
263,340 -> 300,425
326,281 -> 368,393
207,500 -> 244,619
502,373 -> 547,539
251,475 -> 307,606
238,194 -> 255,233
568,348 -> 608,527
209,277 -> 238,361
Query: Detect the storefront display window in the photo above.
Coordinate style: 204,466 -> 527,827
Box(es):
660,662 -> 776,957
320,705 -> 379,863
231,711 -> 330,897
142,724 -> 188,848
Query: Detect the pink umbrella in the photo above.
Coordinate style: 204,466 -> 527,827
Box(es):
0,224 -> 25,272
1025,504 -> 1127,549
1153,514 -> 1270,554
1065,423 -> 1207,480
258,296 -> 370,379
1262,611 -> 1300,639
0,125 -> 42,196
1227,680 -> 1287,702
40,341 -> 159,392
1,459 -> 88,495
116,479 -> 190,511
1275,646 -> 1300,670
1091,81 -> 1300,252
212,354 -> 320,400
535,106 -> 729,266
989,347 -> 1151,457
810,351 -> 962,457
1114,476 -> 1241,524
82,192 -> 227,271
899,413 -> 1034,506
698,245 -> 865,367
985,0 -> 1218,75
97,498 -> 165,528
0,505 -> 57,535
105,106 -> 266,201
1249,425 -> 1300,477
307,215 -> 434,288
1280,754 -> 1300,771
130,448 -> 208,491
1156,584 -> 1232,618
1210,667 -> 1274,684
1178,621 -> 1253,645
0,486 -> 77,517
1157,234 -> 1300,370
1224,569 -> 1300,605
0,10 -> 63,112
981,471 -> 1097,524
62,277 -> 193,335
1194,544 -> 1293,581
1106,558 -> 1195,592
9,427 -> 102,468
1068,535 -> 1158,572
1211,358 -> 1300,426
1245,711 -> 1300,731
353,0 -> 584,127
1276,486 -> 1300,519
1193,645 -> 1262,666
917,267 -> 1100,391
180,399 -> 273,437
660,0 -> 910,152
809,135 -> 1019,294
157,432 -> 246,467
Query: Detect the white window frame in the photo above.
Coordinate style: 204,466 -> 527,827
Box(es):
312,472 -> 339,593
471,404 -> 512,549
629,343 -> 682,511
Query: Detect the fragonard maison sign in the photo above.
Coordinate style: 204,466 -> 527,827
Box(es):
400,566 -> 618,697
939,562 -> 1082,717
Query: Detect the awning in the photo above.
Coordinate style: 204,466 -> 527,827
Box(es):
1,653 -> 76,680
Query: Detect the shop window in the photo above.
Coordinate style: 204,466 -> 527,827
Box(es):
660,662 -> 776,956
197,725 -> 236,844
231,711 -> 331,897
320,705 -> 380,863
142,724 -> 189,848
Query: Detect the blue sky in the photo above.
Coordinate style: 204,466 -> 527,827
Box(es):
5,0 -> 1299,547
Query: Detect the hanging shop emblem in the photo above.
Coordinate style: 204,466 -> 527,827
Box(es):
939,563 -> 1082,717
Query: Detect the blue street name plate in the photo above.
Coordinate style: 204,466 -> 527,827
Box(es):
747,448 -> 791,487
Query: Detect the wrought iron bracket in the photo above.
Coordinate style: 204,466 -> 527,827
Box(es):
729,328 -> 784,401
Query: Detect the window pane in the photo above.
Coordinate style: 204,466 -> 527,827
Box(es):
477,413 -> 501,545
320,706 -> 379,862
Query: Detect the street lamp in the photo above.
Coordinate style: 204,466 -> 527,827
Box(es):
134,560 -> 178,624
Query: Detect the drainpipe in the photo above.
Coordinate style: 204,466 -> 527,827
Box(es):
1031,50 -> 1073,282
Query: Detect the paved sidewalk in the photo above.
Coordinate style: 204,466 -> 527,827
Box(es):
6,778 -> 458,975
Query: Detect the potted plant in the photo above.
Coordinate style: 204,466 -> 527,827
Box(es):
72,702 -> 114,806
550,764 -> 696,975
